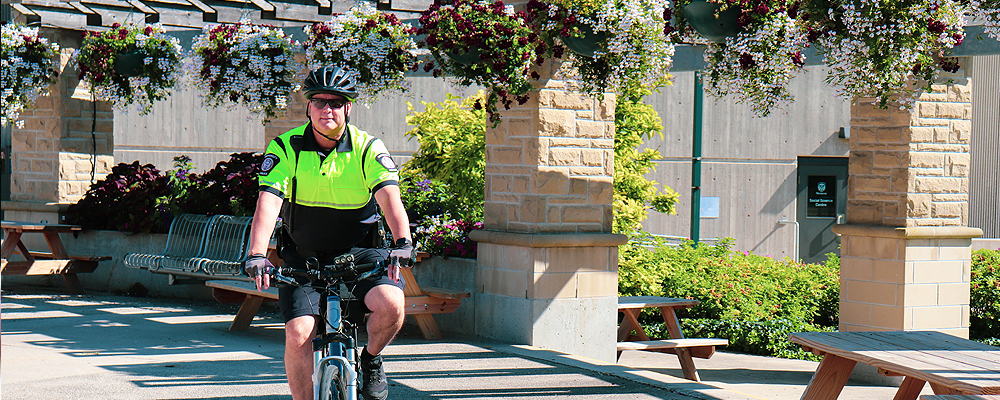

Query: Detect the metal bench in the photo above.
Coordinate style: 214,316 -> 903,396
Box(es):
124,214 -> 252,282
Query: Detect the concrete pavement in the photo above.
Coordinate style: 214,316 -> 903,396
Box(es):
1,284 -> 929,399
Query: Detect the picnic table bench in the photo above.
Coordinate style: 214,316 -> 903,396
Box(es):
206,251 -> 470,340
789,330 -> 1000,399
1,220 -> 111,294
617,296 -> 729,382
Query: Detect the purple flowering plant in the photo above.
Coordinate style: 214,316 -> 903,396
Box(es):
72,23 -> 182,114
414,215 -> 483,258
417,0 -> 539,125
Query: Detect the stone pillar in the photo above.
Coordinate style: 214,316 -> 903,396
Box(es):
4,28 -> 114,223
835,66 -> 982,338
469,60 -> 626,362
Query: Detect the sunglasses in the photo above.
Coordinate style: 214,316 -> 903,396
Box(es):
309,98 -> 349,110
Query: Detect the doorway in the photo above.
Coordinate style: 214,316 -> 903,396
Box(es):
796,157 -> 848,264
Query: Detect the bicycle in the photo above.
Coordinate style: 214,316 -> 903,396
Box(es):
269,253 -> 385,400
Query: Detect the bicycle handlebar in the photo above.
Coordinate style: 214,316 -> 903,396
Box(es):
268,254 -> 384,287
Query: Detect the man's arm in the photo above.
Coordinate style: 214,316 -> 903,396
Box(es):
247,191 -> 283,290
374,185 -> 411,282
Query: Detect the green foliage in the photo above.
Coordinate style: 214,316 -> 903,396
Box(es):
621,237 -> 840,326
613,89 -> 679,235
403,91 -> 487,207
400,176 -> 482,223
670,318 -> 834,361
971,248 -> 1000,340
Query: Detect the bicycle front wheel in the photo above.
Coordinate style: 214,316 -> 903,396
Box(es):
319,365 -> 342,400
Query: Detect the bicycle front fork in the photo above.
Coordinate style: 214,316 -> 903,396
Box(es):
313,293 -> 359,400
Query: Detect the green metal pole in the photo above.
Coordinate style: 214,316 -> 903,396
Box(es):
691,71 -> 703,244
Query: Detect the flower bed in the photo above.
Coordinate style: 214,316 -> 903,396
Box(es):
305,3 -> 418,104
189,21 -> 301,123
1,23 -> 59,128
73,23 -> 182,114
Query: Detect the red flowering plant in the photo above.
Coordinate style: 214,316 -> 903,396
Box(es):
799,0 -> 967,108
189,21 -> 301,123
670,0 -> 807,117
417,0 -> 540,125
72,23 -> 182,114
306,3 -> 418,104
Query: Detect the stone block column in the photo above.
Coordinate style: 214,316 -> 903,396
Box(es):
835,68 -> 982,338
469,60 -> 626,362
4,28 -> 114,223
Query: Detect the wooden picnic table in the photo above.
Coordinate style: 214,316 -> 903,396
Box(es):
789,330 -> 1000,399
1,220 -> 110,294
617,296 -> 728,382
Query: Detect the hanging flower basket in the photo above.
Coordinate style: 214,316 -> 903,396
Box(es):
305,3 -> 418,104
113,51 -> 146,77
668,0 -> 806,117
800,0 -> 966,108
2,23 -> 60,128
527,0 -> 674,97
681,0 -> 741,43
417,0 -> 540,125
559,23 -> 606,57
72,23 -> 183,114
445,48 -> 484,65
189,20 -> 301,124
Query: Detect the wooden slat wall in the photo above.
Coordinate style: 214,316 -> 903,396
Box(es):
970,55 -> 1000,239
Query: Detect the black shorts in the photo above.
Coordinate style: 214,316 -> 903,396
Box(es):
277,247 -> 405,323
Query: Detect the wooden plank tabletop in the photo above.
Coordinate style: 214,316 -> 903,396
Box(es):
789,331 -> 1000,394
618,296 -> 700,309
1,220 -> 83,232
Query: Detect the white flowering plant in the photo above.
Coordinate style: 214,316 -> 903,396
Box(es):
73,23 -> 182,114
417,0 -> 539,125
189,21 -> 301,123
967,0 -> 1000,40
2,23 -> 59,128
306,3 -> 418,104
670,0 -> 806,117
527,0 -> 675,97
800,0 -> 966,108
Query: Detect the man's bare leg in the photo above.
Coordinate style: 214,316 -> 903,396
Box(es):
286,315 -> 317,400
363,285 -> 405,354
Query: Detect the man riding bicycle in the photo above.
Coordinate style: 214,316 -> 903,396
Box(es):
243,65 -> 414,400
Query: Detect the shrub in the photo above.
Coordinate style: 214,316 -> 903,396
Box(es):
971,248 -> 1000,340
621,237 -> 840,326
65,153 -> 261,233
403,91 -> 486,207
65,161 -> 171,233
400,176 -> 482,224
671,318 -> 833,361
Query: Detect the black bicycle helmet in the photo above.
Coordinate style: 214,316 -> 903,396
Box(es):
303,66 -> 358,101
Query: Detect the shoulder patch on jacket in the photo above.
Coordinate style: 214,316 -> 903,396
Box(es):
375,153 -> 397,172
260,154 -> 280,176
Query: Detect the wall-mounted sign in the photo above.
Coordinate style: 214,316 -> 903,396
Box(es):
700,196 -> 719,219
807,175 -> 836,218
